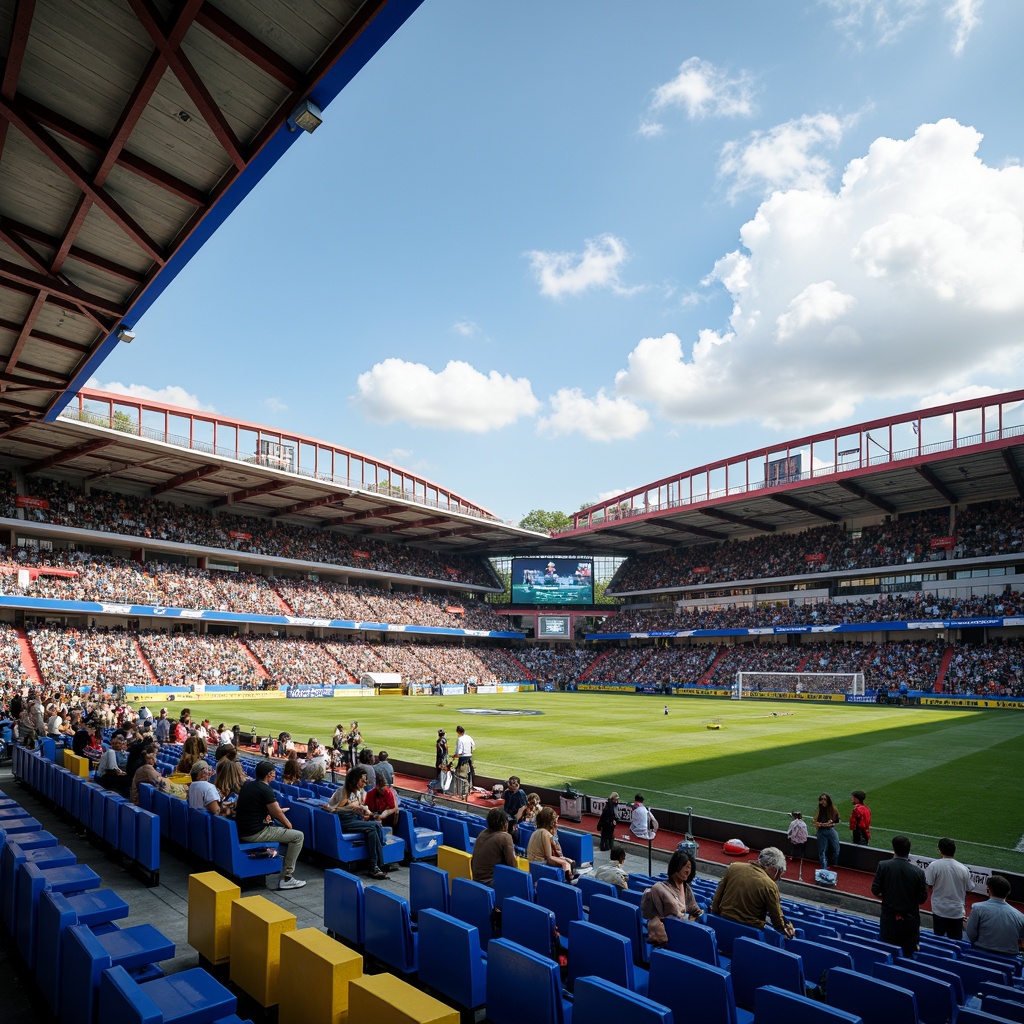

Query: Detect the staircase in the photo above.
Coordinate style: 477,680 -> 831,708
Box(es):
933,643 -> 955,693
133,637 -> 159,684
15,627 -> 44,688
578,649 -> 614,683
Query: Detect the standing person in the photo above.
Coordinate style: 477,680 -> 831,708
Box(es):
642,849 -> 703,946
965,875 -> 1024,956
597,792 -> 620,852
454,725 -> 475,799
925,837 -> 972,939
435,728 -> 449,770
471,807 -> 517,886
153,707 -> 171,745
871,835 -> 927,956
849,790 -> 871,845
814,793 -> 841,870
787,811 -> 808,864
629,794 -> 658,840
712,847 -> 796,938
235,760 -> 306,890
503,776 -> 527,842
346,721 -> 361,766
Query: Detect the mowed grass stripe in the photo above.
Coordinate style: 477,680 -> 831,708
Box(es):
187,691 -> 1024,872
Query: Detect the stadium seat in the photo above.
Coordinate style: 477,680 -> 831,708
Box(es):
665,916 -> 722,967
364,886 -> 418,976
567,919 -> 649,995
530,861 -> 565,887
826,966 -> 919,1024
982,998 -> 1024,1023
536,878 -> 584,944
787,937 -> 854,995
577,874 -> 618,910
755,985 -> 864,1024
573,975 -> 671,1024
502,896 -> 556,958
486,937 -> 572,1024
449,877 -> 496,951
731,936 -> 806,1011
417,909 -> 487,1016
875,963 -> 959,1024
649,947 -> 752,1024
323,868 -> 365,949
409,861 -> 449,920
705,911 -> 769,958
97,963 -> 237,1024
588,892 -> 650,965
396,808 -> 443,861
493,863 -> 533,910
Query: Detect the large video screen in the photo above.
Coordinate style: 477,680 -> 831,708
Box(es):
511,557 -> 594,605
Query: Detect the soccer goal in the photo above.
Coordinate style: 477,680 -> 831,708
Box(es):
734,671 -> 865,698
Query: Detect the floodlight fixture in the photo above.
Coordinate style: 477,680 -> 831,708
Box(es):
290,99 -> 323,134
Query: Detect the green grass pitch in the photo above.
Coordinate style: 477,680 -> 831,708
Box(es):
187,691 -> 1024,873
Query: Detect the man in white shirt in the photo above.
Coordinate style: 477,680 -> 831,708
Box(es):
454,725 -> 475,799
187,762 -> 223,814
630,793 -> 658,840
593,846 -> 629,889
925,837 -> 972,939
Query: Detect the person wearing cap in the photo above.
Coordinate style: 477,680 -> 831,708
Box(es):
187,761 -> 223,814
435,728 -> 448,770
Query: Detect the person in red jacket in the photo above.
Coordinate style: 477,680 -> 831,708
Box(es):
849,790 -> 871,845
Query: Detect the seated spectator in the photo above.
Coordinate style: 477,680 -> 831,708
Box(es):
187,761 -> 223,814
364,773 -> 399,829
526,807 -> 576,879
592,846 -> 629,889
471,807 -> 517,886
374,750 -> 394,787
131,745 -> 169,805
302,739 -> 328,782
281,756 -> 302,785
965,874 -> 1024,956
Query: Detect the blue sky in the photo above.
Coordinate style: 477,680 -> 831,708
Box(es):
92,0 -> 1024,524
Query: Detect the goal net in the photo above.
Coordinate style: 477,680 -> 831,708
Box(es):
734,671 -> 865,698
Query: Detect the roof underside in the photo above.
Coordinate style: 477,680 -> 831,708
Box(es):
0,0 -> 420,431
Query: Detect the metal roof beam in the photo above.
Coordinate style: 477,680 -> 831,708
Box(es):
0,257 -> 126,318
915,465 -> 958,506
196,4 -> 303,90
769,493 -> 842,523
341,505 -> 408,525
0,0 -> 35,164
129,0 -> 246,170
150,464 -> 221,497
837,478 -> 896,514
1001,450 -> 1024,499
23,438 -> 112,473
270,494 -> 350,518
701,507 -> 777,532
211,479 -> 287,507
654,518 -> 725,540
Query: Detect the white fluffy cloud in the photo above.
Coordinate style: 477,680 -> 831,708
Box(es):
650,57 -> 754,120
527,234 -> 633,299
826,0 -> 982,53
354,358 -> 539,432
86,378 -> 214,411
614,120 -> 1024,428
538,388 -> 650,442
719,114 -> 848,197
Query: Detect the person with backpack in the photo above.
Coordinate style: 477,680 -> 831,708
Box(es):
849,790 -> 871,845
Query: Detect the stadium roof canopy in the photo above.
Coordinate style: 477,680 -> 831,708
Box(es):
0,0 -> 424,428
546,389 -> 1024,557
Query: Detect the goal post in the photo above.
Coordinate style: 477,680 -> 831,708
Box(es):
735,671 -> 865,698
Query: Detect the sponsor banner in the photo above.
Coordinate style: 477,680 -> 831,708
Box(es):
671,686 -> 731,697
353,550 -> 370,559
287,685 -> 336,699
944,617 -> 1002,628
692,566 -> 711,574
187,690 -> 286,700
445,567 -> 461,578
15,496 -> 49,509
805,553 -> 826,563
228,531 -> 252,541
578,682 -> 637,692
929,536 -> 956,550
845,694 -> 877,704
638,684 -> 664,694
920,696 -> 1024,710
284,616 -> 332,627
99,603 -> 134,616
476,685 -> 498,694
775,626 -> 812,633
440,684 -> 466,696
750,691 -> 846,702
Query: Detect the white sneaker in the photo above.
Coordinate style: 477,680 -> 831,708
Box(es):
278,876 -> 306,890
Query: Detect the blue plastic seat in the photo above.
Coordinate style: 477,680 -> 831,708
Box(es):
577,874 -> 618,910
788,937 -> 854,993
705,912 -> 769,957
665,916 -> 722,966
486,938 -> 572,1024
649,947 -> 752,1024
209,815 -> 282,882
493,863 -> 533,910
409,861 -> 449,920
18,861 -> 101,964
450,877 -> 495,951
827,966 -> 918,1024
979,984 -> 1024,1007
396,808 -> 442,860
573,976 -> 670,1024
364,885 -> 418,975
982,997 -> 1024,1023
756,985 -> 863,1024
440,816 -> 474,853
822,936 -> 893,975
567,919 -> 649,995
187,807 -> 213,863
61,922 -> 176,1024
502,896 -> 556,958
536,878 -> 584,945
875,962 -> 958,1024
916,952 -> 1008,998
589,893 -> 650,965
904,958 -> 968,1004
530,861 -> 565,887
962,954 -> 1015,985
731,935 -> 806,1012
417,909 -> 487,1015
98,963 -> 237,1024
323,868 -> 365,947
